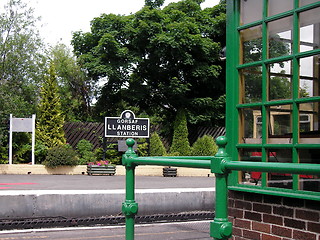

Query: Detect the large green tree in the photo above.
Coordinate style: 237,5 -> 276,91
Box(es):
0,0 -> 45,159
72,0 -> 226,126
49,44 -> 95,121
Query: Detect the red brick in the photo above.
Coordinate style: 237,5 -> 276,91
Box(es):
273,206 -> 294,217
243,229 -> 261,240
263,195 -> 282,204
229,207 -> 244,218
235,200 -> 252,210
252,222 -> 271,233
262,234 -> 281,240
284,218 -> 306,230
229,199 -> 235,207
293,229 -> 317,240
245,211 -> 262,221
296,209 -> 319,222
271,225 -> 292,238
308,222 -> 320,234
234,218 -> 251,229
253,203 -> 272,213
283,197 -> 304,207
263,214 -> 283,225
232,226 -> 243,237
244,193 -> 263,203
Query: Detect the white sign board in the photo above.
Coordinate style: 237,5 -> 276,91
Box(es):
9,114 -> 36,165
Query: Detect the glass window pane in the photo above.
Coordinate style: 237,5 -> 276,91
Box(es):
267,149 -> 293,189
239,107 -> 262,144
240,0 -> 263,25
240,66 -> 262,103
268,61 -> 292,100
299,149 -> 320,192
268,105 -> 292,143
269,0 -> 293,16
299,55 -> 320,98
300,0 -> 319,7
299,7 -> 320,52
239,148 -> 262,186
299,102 -> 320,143
268,17 -> 293,59
240,25 -> 262,64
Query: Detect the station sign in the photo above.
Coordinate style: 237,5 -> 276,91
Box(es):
105,110 -> 150,138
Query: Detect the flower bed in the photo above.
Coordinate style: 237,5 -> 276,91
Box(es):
87,161 -> 116,176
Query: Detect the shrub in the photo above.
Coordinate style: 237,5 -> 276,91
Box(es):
149,132 -> 166,156
43,144 -> 79,168
105,144 -> 122,165
169,109 -> 191,156
137,142 -> 149,157
191,135 -> 218,156
76,139 -> 95,165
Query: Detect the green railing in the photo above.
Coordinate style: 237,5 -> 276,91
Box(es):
121,137 -> 320,240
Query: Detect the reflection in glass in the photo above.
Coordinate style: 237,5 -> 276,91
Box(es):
240,0 -> 262,25
299,102 -> 320,143
300,0 -> 319,7
267,149 -> 293,189
268,105 -> 292,143
299,55 -> 320,98
239,148 -> 262,186
269,0 -> 293,16
299,7 -> 320,52
240,66 -> 262,103
240,25 -> 262,64
268,17 -> 293,59
299,149 -> 320,192
239,107 -> 262,144
268,61 -> 292,100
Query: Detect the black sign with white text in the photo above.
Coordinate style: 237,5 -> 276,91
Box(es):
105,110 -> 150,138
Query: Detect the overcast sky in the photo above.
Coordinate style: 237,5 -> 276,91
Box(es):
27,0 -> 220,46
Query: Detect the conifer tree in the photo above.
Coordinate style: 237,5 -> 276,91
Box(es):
37,64 -> 66,148
149,132 -> 167,156
169,109 -> 191,156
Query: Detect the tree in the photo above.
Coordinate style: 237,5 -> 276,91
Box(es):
36,64 -> 66,148
169,109 -> 191,155
49,44 -> 94,121
72,0 -> 226,126
0,0 -> 45,160
191,135 -> 217,156
149,132 -> 167,156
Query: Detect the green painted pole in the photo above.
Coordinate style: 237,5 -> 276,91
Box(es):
210,136 -> 232,240
122,138 -> 138,240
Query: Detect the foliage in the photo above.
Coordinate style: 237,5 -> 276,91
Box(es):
88,160 -> 109,166
169,109 -> 191,156
49,44 -> 94,121
36,64 -> 66,148
43,144 -> 79,168
76,139 -> 95,165
0,146 -> 8,164
136,141 -> 149,157
105,144 -> 122,165
191,135 -> 218,156
0,0 -> 45,155
72,0 -> 226,126
149,132 -> 166,156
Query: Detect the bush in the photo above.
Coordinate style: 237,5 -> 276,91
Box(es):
105,144 -> 122,165
76,139 -> 95,165
137,142 -> 149,157
43,144 -> 79,168
169,109 -> 191,156
191,135 -> 218,156
149,132 -> 166,156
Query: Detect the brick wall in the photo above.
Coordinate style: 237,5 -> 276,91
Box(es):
228,191 -> 320,240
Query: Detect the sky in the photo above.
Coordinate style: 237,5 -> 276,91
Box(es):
28,0 -> 220,46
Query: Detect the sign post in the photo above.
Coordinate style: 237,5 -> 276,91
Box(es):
9,114 -> 36,165
105,110 -> 150,138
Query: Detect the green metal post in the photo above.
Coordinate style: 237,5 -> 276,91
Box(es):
210,136 -> 232,240
122,138 -> 138,240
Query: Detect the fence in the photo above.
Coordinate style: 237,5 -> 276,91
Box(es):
64,122 -> 225,150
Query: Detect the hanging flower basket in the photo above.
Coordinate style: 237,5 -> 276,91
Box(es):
87,161 -> 116,176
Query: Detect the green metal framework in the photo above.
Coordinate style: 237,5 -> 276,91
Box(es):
122,137 -> 320,239
226,0 -> 320,200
